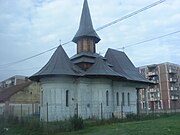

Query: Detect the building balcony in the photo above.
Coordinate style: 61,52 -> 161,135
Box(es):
169,78 -> 177,82
168,68 -> 176,74
149,97 -> 160,101
171,96 -> 179,100
148,71 -> 158,76
150,80 -> 159,84
170,87 -> 178,91
149,88 -> 159,93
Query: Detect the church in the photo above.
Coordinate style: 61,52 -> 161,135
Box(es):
30,0 -> 150,121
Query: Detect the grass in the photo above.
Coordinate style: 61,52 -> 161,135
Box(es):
1,114 -> 180,135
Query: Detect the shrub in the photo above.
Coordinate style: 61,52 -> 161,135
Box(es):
70,115 -> 84,131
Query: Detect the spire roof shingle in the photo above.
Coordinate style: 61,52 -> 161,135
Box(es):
72,0 -> 100,43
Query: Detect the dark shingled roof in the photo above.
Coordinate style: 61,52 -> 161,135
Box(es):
85,57 -> 125,78
105,48 -> 150,83
0,82 -> 32,102
71,52 -> 101,60
72,0 -> 100,43
29,45 -> 82,81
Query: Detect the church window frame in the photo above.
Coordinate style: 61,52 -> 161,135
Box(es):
128,93 -> 130,106
66,90 -> 69,107
106,90 -> 109,106
122,92 -> 125,106
116,92 -> 119,106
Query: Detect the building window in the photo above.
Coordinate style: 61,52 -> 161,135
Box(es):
122,92 -> 125,106
41,91 -> 43,106
66,90 -> 69,107
116,92 -> 119,106
106,91 -> 109,106
128,93 -> 130,106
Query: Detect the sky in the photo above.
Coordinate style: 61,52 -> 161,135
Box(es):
0,0 -> 180,81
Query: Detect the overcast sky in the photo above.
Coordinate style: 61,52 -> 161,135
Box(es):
0,0 -> 180,81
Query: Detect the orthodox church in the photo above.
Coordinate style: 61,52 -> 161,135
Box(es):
30,0 -> 150,121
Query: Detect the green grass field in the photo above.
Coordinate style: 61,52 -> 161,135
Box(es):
2,114 -> 180,135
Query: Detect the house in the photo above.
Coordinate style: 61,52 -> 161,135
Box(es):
0,81 -> 40,117
30,0 -> 151,121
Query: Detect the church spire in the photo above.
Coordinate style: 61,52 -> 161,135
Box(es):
72,0 -> 100,44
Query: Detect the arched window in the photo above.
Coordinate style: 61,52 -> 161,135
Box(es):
122,92 -> 125,106
128,93 -> 130,106
106,91 -> 109,106
66,90 -> 69,107
41,91 -> 43,106
116,92 -> 119,106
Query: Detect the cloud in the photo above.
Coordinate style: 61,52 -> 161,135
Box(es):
0,0 -> 179,81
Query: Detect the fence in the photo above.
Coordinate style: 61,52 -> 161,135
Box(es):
0,103 -> 40,118
40,101 -> 138,122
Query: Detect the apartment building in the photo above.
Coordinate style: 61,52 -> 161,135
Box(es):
139,62 -> 180,110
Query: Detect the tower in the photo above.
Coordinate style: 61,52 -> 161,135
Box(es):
72,0 -> 101,70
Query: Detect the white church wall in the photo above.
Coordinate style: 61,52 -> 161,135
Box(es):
113,81 -> 137,117
40,77 -> 77,121
91,79 -> 113,119
75,78 -> 92,119
40,77 -> 142,121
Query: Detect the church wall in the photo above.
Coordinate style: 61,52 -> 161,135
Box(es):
91,79 -> 113,119
40,77 -> 139,121
75,78 -> 92,119
40,77 -> 77,121
113,81 -> 137,117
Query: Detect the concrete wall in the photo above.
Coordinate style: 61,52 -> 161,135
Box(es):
40,77 -> 139,121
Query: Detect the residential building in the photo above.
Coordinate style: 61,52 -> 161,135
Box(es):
30,0 -> 151,121
0,81 -> 40,117
0,75 -> 28,88
139,62 -> 180,110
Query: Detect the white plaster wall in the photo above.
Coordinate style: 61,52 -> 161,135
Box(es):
91,79 -> 113,119
40,77 -> 141,121
113,81 -> 137,117
76,78 -> 92,119
40,77 -> 77,121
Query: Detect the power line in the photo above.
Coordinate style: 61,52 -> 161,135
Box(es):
117,30 -> 180,50
0,0 -> 166,67
0,67 -> 41,71
0,41 -> 71,67
96,0 -> 166,31
3,29 -> 179,72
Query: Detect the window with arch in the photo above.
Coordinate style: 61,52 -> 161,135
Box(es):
66,90 -> 69,107
122,92 -> 125,106
116,92 -> 119,106
106,91 -> 109,106
128,93 -> 130,106
41,91 -> 43,106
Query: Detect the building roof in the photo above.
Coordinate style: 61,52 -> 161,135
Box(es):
0,75 -> 27,83
71,52 -> 113,65
0,81 -> 32,102
85,57 -> 125,79
105,48 -> 150,83
72,0 -> 100,43
29,45 -> 82,81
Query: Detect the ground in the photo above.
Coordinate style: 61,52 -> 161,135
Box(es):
1,114 -> 180,135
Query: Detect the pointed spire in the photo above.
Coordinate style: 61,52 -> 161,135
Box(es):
72,0 -> 100,43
